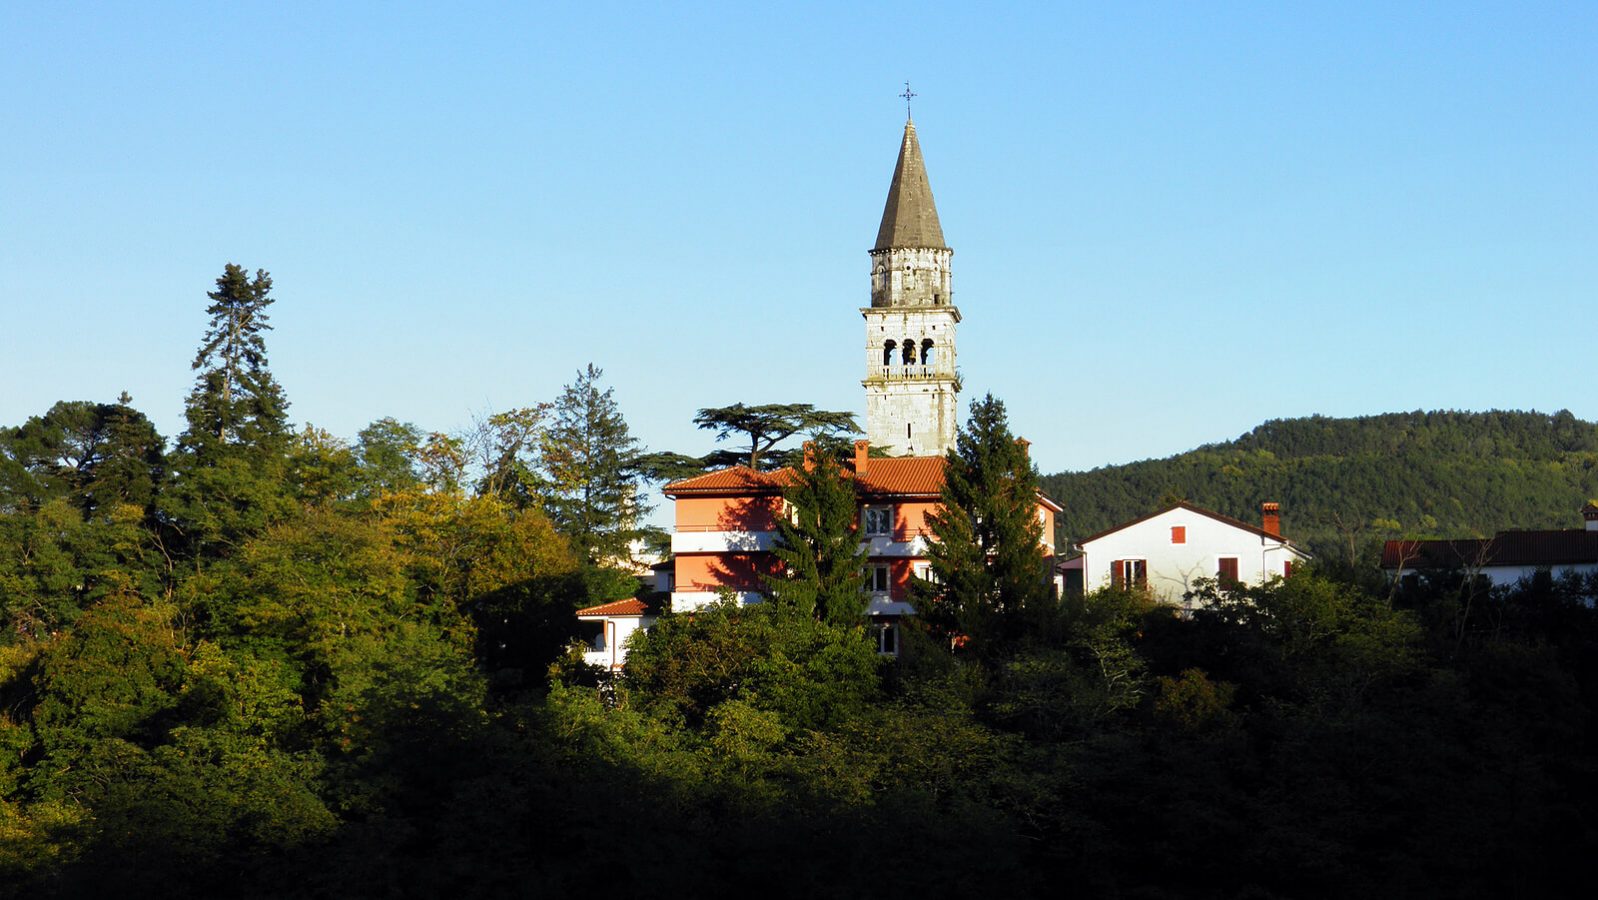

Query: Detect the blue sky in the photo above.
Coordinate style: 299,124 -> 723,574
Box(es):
3,2 -> 1595,478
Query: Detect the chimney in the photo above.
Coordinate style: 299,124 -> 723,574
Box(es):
1583,501 -> 1598,532
1261,502 -> 1281,538
1015,437 -> 1031,459
802,440 -> 817,473
854,439 -> 870,475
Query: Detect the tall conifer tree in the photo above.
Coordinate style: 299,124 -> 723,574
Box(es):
542,365 -> 647,582
764,438 -> 868,624
917,394 -> 1052,653
162,264 -> 293,556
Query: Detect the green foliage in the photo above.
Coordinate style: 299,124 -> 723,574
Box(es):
542,364 -> 648,576
1042,409 -> 1598,565
622,600 -> 882,733
919,394 -> 1053,654
692,402 -> 859,470
162,264 -> 295,557
764,438 -> 868,624
0,399 -> 164,516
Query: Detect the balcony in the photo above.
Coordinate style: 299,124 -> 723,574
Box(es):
867,364 -> 956,382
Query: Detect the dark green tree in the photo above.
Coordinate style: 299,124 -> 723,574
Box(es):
542,365 -> 647,590
1,397 -> 163,516
693,402 -> 859,471
917,394 -> 1052,654
161,264 -> 293,557
764,438 -> 868,624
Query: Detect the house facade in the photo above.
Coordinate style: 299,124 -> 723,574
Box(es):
1381,502 -> 1598,588
1073,501 -> 1308,606
663,439 -> 1059,653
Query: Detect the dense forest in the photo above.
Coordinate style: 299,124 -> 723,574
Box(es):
2,269 -> 1596,897
1042,410 -> 1598,562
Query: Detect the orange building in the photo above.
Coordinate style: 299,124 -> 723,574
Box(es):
663,439 -> 1060,652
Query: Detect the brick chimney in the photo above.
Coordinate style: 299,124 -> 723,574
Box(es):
1261,502 -> 1281,538
1015,437 -> 1031,458
854,439 -> 870,475
801,440 -> 817,473
1583,501 -> 1598,532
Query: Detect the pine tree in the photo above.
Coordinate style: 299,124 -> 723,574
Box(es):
765,437 -> 868,624
918,394 -> 1051,653
162,264 -> 293,556
541,365 -> 647,582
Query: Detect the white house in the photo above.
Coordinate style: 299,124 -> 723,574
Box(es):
1381,501 -> 1598,589
1073,501 -> 1309,606
576,599 -> 660,671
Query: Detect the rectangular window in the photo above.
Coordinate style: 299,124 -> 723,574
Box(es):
872,622 -> 898,655
1217,557 -> 1240,585
1171,526 -> 1186,544
863,505 -> 894,536
1110,559 -> 1147,589
868,564 -> 891,593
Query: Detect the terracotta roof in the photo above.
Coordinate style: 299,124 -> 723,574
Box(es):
664,466 -> 797,496
874,120 -> 946,251
1077,501 -> 1302,549
666,456 -> 1061,510
575,598 -> 654,618
855,455 -> 947,496
1382,530 -> 1598,569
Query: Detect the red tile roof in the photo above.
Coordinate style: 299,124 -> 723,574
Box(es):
664,466 -> 797,496
575,599 -> 653,618
1382,530 -> 1598,569
854,456 -> 947,496
665,455 -> 1060,508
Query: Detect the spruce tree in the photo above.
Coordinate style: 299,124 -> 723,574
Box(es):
918,394 -> 1052,653
162,264 -> 293,556
764,437 -> 868,624
541,365 -> 647,585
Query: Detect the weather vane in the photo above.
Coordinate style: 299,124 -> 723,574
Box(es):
900,81 -> 917,119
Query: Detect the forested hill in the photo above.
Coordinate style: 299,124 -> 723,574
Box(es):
1040,410 -> 1598,563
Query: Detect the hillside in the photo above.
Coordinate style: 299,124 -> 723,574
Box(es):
1040,410 -> 1598,564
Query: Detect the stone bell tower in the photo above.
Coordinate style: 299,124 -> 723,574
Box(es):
863,117 -> 960,456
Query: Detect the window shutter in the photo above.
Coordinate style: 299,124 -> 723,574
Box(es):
1110,560 -> 1123,589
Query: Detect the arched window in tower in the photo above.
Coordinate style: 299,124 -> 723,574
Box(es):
902,339 -> 916,365
921,339 -> 935,366
883,340 -> 897,367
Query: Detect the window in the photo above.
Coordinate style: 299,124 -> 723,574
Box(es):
1283,560 -> 1294,579
883,340 -> 896,366
921,339 -> 935,364
1110,559 -> 1147,589
868,564 -> 891,593
913,562 -> 939,585
1217,557 -> 1240,585
871,621 -> 898,655
1170,526 -> 1186,544
863,505 -> 893,536
902,339 -> 916,364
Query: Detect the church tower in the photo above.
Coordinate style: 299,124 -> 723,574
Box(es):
863,117 -> 960,456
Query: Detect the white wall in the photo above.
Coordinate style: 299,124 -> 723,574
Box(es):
582,614 -> 658,670
1080,508 -> 1304,605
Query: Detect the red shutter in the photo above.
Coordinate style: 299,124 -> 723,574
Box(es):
1218,557 -> 1239,584
1171,526 -> 1186,544
1110,560 -> 1123,589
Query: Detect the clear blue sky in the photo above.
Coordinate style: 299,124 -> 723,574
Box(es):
3,2 -> 1594,478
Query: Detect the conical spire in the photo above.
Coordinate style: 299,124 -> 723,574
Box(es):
874,120 -> 946,251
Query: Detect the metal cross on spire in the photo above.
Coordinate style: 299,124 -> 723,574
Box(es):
899,81 -> 917,120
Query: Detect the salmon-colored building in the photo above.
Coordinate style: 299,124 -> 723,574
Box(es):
661,439 -> 1059,653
